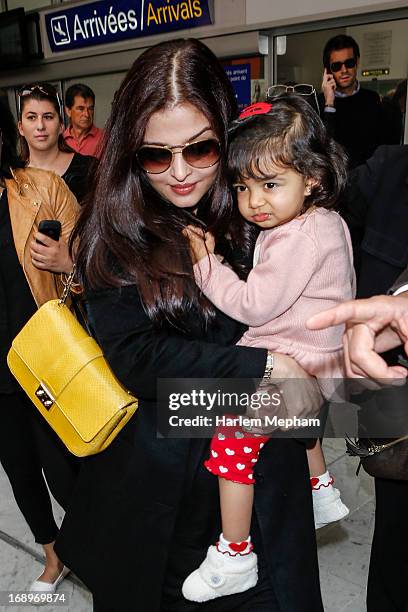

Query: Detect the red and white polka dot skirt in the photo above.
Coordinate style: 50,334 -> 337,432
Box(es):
204,421 -> 269,485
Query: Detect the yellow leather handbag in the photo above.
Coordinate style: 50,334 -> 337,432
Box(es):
7,286 -> 138,457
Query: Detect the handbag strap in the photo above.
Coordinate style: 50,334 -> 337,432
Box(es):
347,434 -> 408,477
370,434 -> 408,453
59,265 -> 77,305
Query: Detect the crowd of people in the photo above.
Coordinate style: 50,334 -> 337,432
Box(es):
0,33 -> 407,612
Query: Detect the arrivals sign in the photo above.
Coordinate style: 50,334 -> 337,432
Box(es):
45,0 -> 213,53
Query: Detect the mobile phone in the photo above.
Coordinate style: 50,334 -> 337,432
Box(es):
37,220 -> 62,243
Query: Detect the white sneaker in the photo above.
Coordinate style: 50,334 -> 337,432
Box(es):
29,566 -> 70,593
182,545 -> 258,602
313,487 -> 349,529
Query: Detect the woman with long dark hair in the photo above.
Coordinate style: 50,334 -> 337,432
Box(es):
56,39 -> 324,611
17,83 -> 94,202
0,101 -> 79,592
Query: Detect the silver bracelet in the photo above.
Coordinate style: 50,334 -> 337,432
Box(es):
259,352 -> 274,388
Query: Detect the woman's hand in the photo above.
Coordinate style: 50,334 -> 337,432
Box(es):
245,353 -> 323,435
183,225 -> 215,264
30,233 -> 73,274
268,353 -> 324,420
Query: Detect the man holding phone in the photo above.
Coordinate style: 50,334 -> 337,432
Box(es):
319,34 -> 384,168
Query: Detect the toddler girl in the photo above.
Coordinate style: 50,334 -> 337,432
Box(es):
182,97 -> 355,602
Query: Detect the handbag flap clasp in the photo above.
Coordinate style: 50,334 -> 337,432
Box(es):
35,383 -> 55,410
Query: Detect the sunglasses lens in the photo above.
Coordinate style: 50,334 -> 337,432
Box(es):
183,139 -> 220,168
330,62 -> 342,72
267,85 -> 287,98
19,84 -> 57,97
294,84 -> 314,95
330,58 -> 356,72
137,147 -> 172,173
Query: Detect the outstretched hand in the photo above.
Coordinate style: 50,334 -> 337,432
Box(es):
183,225 -> 215,264
307,295 -> 408,380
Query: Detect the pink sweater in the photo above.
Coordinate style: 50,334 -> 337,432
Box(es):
194,208 -> 355,385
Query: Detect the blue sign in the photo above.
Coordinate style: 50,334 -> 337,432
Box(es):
45,0 -> 213,53
224,64 -> 251,111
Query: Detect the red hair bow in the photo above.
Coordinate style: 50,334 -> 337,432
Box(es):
238,102 -> 273,120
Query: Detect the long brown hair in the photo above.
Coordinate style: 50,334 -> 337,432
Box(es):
18,84 -> 74,162
0,100 -> 24,182
73,39 -> 237,329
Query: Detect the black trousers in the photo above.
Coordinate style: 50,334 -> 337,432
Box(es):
367,477 -> 408,612
0,391 -> 80,544
93,515 -> 280,612
94,572 -> 279,612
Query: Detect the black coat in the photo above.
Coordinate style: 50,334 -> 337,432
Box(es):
56,285 -> 323,612
341,145 -> 408,298
318,88 -> 384,168
391,266 -> 408,292
62,152 -> 95,203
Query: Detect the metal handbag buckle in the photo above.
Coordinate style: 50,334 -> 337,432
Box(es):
35,384 -> 55,410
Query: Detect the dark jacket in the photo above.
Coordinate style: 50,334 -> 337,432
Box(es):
62,152 -> 95,203
318,88 -> 383,168
391,266 -> 408,293
56,284 -> 323,612
341,145 -> 408,297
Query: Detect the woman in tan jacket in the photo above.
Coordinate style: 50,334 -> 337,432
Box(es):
0,101 -> 79,593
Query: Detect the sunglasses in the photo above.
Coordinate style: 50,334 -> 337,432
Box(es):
17,84 -> 63,117
266,83 -> 319,114
267,83 -> 315,97
329,58 -> 357,73
136,138 -> 221,174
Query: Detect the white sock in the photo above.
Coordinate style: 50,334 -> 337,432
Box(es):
216,533 -> 253,561
311,470 -> 334,499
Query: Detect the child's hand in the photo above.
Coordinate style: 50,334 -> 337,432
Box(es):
183,225 -> 215,264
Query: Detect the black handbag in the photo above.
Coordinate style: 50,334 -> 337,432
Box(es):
345,381 -> 408,480
346,435 -> 408,480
